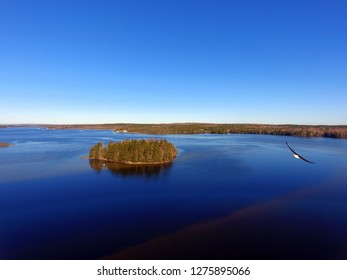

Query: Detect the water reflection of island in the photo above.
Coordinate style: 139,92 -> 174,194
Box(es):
89,159 -> 172,178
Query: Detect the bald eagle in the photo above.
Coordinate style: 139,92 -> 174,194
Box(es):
286,142 -> 315,164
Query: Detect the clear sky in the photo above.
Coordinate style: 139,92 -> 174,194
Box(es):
0,0 -> 346,125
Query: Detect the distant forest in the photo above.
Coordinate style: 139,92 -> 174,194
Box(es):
89,139 -> 178,164
40,123 -> 347,138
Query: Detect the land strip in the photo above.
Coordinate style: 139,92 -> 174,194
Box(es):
0,142 -> 12,147
38,123 -> 347,138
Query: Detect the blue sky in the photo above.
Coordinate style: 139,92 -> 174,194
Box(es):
0,0 -> 346,125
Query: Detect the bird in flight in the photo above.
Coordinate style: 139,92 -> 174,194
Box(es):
286,142 -> 315,164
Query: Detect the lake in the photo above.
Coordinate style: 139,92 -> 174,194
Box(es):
1,127 -> 347,259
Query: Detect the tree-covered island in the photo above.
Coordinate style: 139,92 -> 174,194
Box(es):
89,139 -> 178,164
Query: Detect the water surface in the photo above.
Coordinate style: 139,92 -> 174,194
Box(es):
1,127 -> 347,259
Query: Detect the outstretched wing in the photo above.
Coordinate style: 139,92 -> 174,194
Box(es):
286,142 -> 315,164
286,141 -> 296,154
297,154 -> 315,164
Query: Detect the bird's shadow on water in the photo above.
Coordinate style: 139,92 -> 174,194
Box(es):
89,159 -> 173,178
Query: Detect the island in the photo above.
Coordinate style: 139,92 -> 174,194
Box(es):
0,142 -> 11,147
89,139 -> 178,164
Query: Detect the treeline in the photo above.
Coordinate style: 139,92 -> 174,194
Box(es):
42,124 -> 119,130
112,123 -> 347,138
40,123 -> 347,138
89,139 -> 178,164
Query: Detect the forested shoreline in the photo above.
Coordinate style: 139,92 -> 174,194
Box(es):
2,123 -> 347,138
38,123 -> 347,138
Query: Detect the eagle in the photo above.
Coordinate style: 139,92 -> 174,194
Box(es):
286,142 -> 315,164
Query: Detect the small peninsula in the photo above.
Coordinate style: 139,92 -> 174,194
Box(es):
89,139 -> 178,164
0,142 -> 11,147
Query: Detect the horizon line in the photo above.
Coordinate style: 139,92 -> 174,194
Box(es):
2,122 -> 347,127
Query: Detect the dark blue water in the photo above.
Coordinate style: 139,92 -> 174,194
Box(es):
1,128 -> 347,259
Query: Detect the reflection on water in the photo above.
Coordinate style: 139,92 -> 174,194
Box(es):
89,159 -> 173,178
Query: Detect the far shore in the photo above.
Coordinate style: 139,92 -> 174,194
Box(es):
43,123 -> 347,139
2,123 -> 347,138
87,157 -> 175,166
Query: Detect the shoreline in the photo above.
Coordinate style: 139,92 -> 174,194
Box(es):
0,142 -> 12,147
2,123 -> 347,138
87,157 -> 175,166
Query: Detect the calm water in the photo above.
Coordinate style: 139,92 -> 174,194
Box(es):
1,127 -> 347,259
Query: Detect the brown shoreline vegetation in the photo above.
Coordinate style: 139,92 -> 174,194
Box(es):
0,142 -> 12,147
39,123 -> 347,138
89,139 -> 178,165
